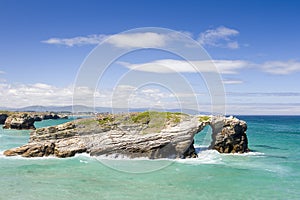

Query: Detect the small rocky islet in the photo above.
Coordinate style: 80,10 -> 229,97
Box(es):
3,111 -> 249,159
0,111 -> 68,130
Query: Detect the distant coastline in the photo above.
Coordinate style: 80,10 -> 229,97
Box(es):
1,105 -> 299,116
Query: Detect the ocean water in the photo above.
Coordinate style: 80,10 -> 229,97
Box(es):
0,116 -> 300,200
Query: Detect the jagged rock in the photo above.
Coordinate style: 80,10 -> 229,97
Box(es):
182,140 -> 198,158
1,112 -> 69,130
0,113 -> 8,124
33,115 -> 42,121
209,116 -> 249,153
4,112 -> 249,158
42,114 -> 54,120
40,113 -> 68,120
4,142 -> 55,157
3,113 -> 35,130
58,114 -> 68,119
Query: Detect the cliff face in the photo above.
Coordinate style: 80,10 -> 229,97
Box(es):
4,112 -> 249,158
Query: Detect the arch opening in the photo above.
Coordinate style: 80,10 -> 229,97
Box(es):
194,125 -> 213,154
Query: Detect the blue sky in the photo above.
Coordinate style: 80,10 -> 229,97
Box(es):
0,0 -> 300,114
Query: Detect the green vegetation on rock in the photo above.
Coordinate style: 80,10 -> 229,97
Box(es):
166,112 -> 185,124
77,111 -> 190,134
130,111 -> 185,125
0,111 -> 12,115
77,118 -> 98,126
130,111 -> 151,124
129,111 -> 187,134
98,115 -> 114,125
199,115 -> 211,122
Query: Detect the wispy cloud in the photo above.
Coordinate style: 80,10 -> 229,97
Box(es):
262,60 -> 300,75
227,92 -> 300,97
222,79 -> 243,85
106,85 -> 180,109
107,32 -> 169,48
198,26 -> 240,49
41,32 -> 171,48
42,27 -> 241,49
118,59 -> 249,74
0,83 -> 73,107
1,82 -> 299,115
0,83 -> 181,109
0,70 -> 5,82
41,34 -> 108,47
226,103 -> 300,115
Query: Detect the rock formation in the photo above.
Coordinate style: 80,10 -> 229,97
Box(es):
209,116 -> 249,153
3,113 -> 35,130
2,112 -> 69,130
4,112 -> 249,158
0,113 -> 8,124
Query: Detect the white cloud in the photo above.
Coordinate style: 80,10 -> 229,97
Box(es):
118,59 -> 248,74
177,31 -> 194,38
41,34 -> 108,47
226,103 -> 300,115
0,71 -> 5,82
107,32 -> 168,48
0,83 -> 184,109
226,41 -> 239,49
42,27 -> 241,49
222,79 -> 243,85
262,60 -> 300,75
1,82 -> 299,115
198,26 -> 240,49
228,92 -> 300,97
102,85 -> 181,109
0,83 -> 73,107
41,32 -> 170,48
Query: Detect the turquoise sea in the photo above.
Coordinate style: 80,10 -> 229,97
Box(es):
0,116 -> 300,200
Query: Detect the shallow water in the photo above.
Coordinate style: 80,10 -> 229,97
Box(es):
0,116 -> 299,199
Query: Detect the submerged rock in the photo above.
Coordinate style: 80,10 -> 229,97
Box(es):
4,112 -> 249,158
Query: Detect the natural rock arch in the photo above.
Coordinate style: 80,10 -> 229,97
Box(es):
4,113 -> 249,158
182,116 -> 249,158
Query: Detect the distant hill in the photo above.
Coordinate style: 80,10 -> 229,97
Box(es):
0,105 -> 205,115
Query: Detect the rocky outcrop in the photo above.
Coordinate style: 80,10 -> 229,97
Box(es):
4,112 -> 249,158
2,112 -> 69,130
32,115 -> 42,121
182,140 -> 198,158
3,113 -> 35,130
209,116 -> 249,153
34,113 -> 68,121
0,113 -> 8,124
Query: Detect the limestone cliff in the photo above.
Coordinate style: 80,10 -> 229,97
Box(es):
4,112 -> 249,158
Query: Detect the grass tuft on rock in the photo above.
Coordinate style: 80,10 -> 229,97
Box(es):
199,115 -> 211,122
77,118 -> 98,126
82,111 -> 190,134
